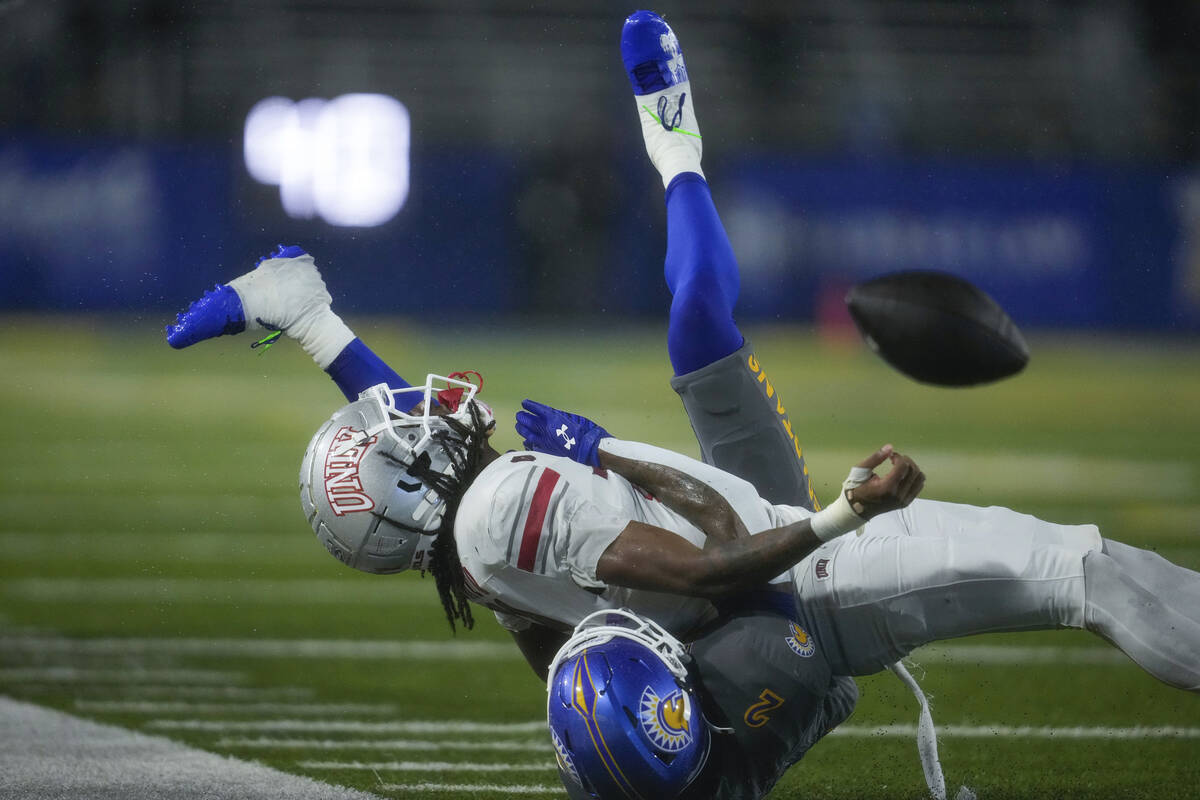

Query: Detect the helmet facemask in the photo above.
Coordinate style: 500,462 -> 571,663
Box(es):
361,371 -> 496,460
300,373 -> 492,601
300,373 -> 492,632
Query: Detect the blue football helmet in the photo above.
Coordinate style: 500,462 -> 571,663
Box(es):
547,609 -> 711,799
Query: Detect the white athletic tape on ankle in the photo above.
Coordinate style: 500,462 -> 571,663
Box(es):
229,256 -> 355,370
293,308 -> 355,370
633,82 -> 704,188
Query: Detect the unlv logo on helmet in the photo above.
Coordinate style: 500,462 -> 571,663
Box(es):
324,426 -> 378,515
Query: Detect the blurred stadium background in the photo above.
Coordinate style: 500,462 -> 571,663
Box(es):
2,2 -> 1198,799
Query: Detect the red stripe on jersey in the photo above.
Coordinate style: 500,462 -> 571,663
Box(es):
517,468 -> 560,571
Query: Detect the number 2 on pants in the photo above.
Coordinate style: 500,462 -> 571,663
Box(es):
743,688 -> 785,728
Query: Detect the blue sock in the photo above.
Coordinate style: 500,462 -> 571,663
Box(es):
664,173 -> 744,376
325,338 -> 419,411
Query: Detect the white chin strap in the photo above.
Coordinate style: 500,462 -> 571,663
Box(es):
411,534 -> 438,572
888,661 -> 976,800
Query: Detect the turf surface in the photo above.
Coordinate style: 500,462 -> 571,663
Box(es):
1,315 -> 1198,799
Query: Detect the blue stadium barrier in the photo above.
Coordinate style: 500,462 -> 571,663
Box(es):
0,137 -> 1196,332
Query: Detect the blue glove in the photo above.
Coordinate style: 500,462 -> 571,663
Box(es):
515,399 -> 612,467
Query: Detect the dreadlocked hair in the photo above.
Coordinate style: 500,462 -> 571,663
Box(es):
398,402 -> 493,634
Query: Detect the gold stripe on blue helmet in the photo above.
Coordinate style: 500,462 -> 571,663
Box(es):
570,651 -> 643,800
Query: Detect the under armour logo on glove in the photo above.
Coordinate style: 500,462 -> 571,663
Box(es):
556,424 -> 576,450
516,399 -> 612,468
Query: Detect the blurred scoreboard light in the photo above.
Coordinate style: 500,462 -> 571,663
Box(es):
243,94 -> 410,227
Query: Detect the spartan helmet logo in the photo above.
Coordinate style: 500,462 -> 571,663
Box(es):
639,685 -> 693,752
785,622 -> 816,658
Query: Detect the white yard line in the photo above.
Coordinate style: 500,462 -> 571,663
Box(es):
14,685 -> 314,700
0,696 -> 384,800
148,719 -> 548,734
0,635 -> 516,660
0,635 -> 1132,666
0,667 -> 246,684
217,737 -> 547,751
1,578 -> 437,605
75,700 -> 395,716
908,644 -> 1127,665
298,761 -> 555,772
0,532 -> 311,562
378,784 -> 561,795
155,719 -> 1200,741
103,686 -> 314,700
817,449 -> 1195,500
832,724 -> 1200,739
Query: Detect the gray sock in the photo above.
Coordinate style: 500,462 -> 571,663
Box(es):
1102,538 -> 1200,620
1083,551 -> 1200,692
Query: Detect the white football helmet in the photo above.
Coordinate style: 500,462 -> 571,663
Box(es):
299,374 -> 495,574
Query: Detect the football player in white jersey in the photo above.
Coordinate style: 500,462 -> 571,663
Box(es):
167,7 -> 1200,711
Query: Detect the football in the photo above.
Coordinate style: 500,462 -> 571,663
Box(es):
845,270 -> 1030,387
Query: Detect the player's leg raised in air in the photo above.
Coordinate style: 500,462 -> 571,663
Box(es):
622,10 -> 817,509
164,245 -> 416,407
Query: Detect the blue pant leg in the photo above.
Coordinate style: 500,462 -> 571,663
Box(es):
664,173 -> 744,376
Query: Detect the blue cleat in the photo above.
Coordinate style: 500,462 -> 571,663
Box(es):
165,284 -> 246,349
621,10 -> 703,186
165,244 -> 314,349
620,10 -> 688,96
256,243 -> 308,266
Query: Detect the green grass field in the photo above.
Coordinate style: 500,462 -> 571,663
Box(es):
2,314 -> 1199,799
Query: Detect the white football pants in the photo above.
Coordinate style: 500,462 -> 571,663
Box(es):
793,499 -> 1101,676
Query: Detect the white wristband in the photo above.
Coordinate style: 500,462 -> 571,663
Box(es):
809,489 -> 866,542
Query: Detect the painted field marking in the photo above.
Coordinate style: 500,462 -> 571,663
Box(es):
74,700 -> 396,715
818,449 -> 1195,500
379,784 -> 560,795
0,697 -> 385,800
2,578 -> 439,606
156,719 -> 1200,741
0,635 -> 516,660
217,737 -> 547,751
0,531 -> 314,562
12,685 -> 314,701
832,724 -> 1200,739
909,644 -> 1126,665
0,667 -> 246,684
100,685 -> 315,700
298,761 -> 555,772
0,635 -> 1134,666
149,719 -> 548,734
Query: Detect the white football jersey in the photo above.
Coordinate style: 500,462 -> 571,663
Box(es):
454,448 -> 807,635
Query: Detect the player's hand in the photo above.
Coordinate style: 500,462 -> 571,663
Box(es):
515,400 -> 612,467
844,444 -> 925,520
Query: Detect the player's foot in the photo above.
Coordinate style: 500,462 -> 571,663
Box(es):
165,244 -> 354,368
165,283 -> 246,349
166,244 -> 311,348
620,10 -> 703,187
